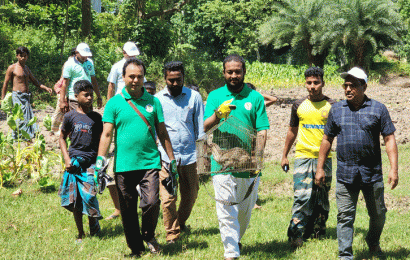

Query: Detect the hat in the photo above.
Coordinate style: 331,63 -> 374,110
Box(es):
123,41 -> 140,56
340,67 -> 368,83
76,43 -> 92,57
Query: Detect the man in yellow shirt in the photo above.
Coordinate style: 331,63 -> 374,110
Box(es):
281,67 -> 335,248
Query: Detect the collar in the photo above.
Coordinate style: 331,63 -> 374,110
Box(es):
342,95 -> 371,107
224,83 -> 251,97
163,86 -> 187,97
121,86 -> 149,101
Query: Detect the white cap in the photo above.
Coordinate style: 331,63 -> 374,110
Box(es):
123,41 -> 140,56
341,67 -> 368,83
76,42 -> 92,57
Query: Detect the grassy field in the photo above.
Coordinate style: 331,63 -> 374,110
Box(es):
1,148 -> 410,259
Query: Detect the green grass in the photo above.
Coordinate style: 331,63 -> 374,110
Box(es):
1,150 -> 410,259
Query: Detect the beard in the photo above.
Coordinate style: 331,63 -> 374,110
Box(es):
225,77 -> 244,92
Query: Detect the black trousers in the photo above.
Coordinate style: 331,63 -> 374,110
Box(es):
115,169 -> 160,254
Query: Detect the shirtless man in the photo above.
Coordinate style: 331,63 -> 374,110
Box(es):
2,46 -> 52,138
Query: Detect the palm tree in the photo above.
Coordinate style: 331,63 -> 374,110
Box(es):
258,0 -> 328,68
320,0 -> 404,69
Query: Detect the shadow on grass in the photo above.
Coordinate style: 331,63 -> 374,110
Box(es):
191,227 -> 220,236
354,247 -> 410,260
242,240 -> 293,258
99,222 -> 124,239
161,240 -> 209,256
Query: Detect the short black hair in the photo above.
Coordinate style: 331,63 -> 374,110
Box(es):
16,46 -> 29,56
304,67 -> 324,81
74,80 -> 93,95
123,57 -> 146,76
163,61 -> 184,77
144,81 -> 156,90
223,54 -> 246,71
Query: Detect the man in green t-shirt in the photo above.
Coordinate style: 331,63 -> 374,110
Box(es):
97,58 -> 176,257
204,54 -> 270,260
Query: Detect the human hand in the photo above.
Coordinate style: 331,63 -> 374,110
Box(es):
95,156 -> 107,186
65,161 -> 73,173
170,159 -> 178,178
215,98 -> 236,119
60,99 -> 69,113
281,157 -> 289,172
315,168 -> 326,187
388,169 -> 398,190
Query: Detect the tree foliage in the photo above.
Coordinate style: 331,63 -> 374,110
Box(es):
259,0 -> 329,67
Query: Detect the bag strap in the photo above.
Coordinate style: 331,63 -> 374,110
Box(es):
120,92 -> 156,141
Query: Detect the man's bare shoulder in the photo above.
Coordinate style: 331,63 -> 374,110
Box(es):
6,63 -> 17,73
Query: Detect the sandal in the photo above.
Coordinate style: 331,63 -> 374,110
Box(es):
105,214 -> 120,220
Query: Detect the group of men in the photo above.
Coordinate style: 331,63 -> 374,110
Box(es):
1,42 -> 399,260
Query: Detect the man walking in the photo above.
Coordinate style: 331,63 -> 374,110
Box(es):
204,54 -> 269,260
1,46 -> 53,139
316,67 -> 398,259
155,61 -> 204,243
97,58 -> 177,257
281,67 -> 335,248
105,41 -> 142,220
59,42 -> 102,112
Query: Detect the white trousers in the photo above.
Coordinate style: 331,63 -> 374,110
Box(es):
213,174 -> 259,258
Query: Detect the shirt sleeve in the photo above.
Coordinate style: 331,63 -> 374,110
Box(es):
289,102 -> 299,127
61,112 -> 71,133
88,61 -> 96,76
154,97 -> 164,124
324,106 -> 340,137
204,91 -> 218,120
380,103 -> 396,136
107,64 -> 117,84
254,94 -> 270,131
102,98 -> 116,124
193,93 -> 205,140
62,62 -> 71,79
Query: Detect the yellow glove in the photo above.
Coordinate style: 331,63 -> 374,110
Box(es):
215,98 -> 236,119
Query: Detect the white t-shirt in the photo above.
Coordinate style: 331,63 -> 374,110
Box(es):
107,58 -> 147,96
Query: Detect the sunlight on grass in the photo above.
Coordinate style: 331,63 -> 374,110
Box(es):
1,155 -> 409,259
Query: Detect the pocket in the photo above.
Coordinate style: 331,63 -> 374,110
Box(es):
359,114 -> 378,130
182,106 -> 194,122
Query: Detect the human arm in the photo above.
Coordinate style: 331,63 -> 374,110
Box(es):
59,128 -> 73,172
27,67 -> 52,94
107,82 -> 115,101
59,78 -> 70,113
91,76 -> 102,108
255,130 -> 267,169
281,126 -> 298,171
1,65 -> 13,100
315,134 -> 334,187
384,133 -> 398,189
97,122 -> 114,158
194,95 -> 205,140
262,93 -> 277,107
156,121 -> 175,162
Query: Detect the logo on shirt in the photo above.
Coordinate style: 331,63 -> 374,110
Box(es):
74,121 -> 92,134
145,104 -> 154,113
303,124 -> 325,129
244,102 -> 252,111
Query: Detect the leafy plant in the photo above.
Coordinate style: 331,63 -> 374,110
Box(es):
43,115 -> 52,131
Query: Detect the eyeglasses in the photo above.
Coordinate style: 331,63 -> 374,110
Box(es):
342,83 -> 361,89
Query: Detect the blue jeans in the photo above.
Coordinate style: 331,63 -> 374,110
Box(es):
336,181 -> 386,260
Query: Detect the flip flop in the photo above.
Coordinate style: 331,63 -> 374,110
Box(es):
105,214 -> 120,220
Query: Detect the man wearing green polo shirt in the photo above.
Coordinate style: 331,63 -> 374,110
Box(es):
204,54 -> 270,260
97,58 -> 176,257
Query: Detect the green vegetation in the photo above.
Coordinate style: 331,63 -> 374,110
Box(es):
1,154 -> 409,259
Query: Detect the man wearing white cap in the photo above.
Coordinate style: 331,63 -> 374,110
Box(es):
316,67 -> 398,259
104,41 -> 144,220
60,42 -> 102,112
107,41 -> 143,101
